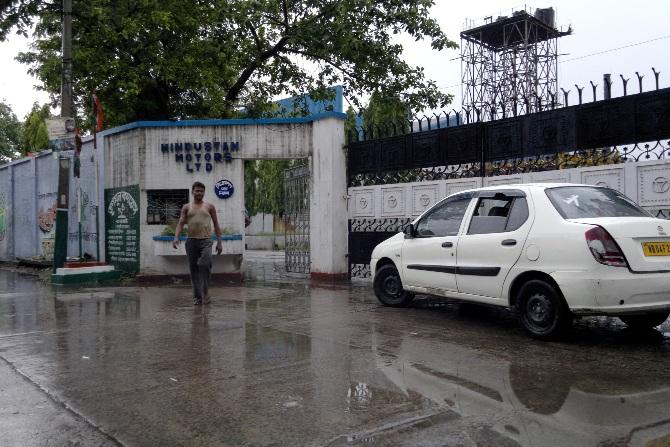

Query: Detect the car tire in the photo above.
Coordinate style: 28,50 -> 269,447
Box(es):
517,279 -> 571,340
373,264 -> 415,307
620,312 -> 669,330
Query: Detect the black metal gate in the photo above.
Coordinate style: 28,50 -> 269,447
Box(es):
284,165 -> 310,273
347,83 -> 670,278
348,218 -> 411,278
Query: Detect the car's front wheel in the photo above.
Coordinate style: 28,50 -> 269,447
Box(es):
373,264 -> 414,307
517,279 -> 571,340
620,312 -> 669,330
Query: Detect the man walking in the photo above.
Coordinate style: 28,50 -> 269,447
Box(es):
173,182 -> 223,305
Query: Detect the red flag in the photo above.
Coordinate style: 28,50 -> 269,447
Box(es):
92,92 -> 104,132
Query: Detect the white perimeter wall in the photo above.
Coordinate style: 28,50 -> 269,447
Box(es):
348,159 -> 670,220
0,136 -> 103,262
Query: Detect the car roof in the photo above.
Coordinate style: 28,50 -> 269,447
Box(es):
449,182 -> 600,197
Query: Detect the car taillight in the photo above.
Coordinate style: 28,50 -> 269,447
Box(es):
585,226 -> 628,267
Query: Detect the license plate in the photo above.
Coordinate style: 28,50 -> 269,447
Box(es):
642,242 -> 670,256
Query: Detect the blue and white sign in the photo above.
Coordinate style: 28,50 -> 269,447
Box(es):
214,179 -> 234,199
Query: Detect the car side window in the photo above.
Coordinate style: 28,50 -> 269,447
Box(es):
468,196 -> 529,235
505,198 -> 529,231
415,196 -> 472,237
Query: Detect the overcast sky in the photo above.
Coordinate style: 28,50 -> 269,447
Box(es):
400,0 -> 670,111
1,0 -> 669,119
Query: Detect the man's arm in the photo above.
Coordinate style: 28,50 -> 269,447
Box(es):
172,204 -> 188,249
209,204 -> 223,255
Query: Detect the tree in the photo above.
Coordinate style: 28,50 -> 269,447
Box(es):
1,1 -> 457,127
245,159 -> 302,217
0,100 -> 23,161
244,160 -> 260,217
362,91 -> 411,139
344,91 -> 411,142
344,105 -> 359,142
22,103 -> 50,155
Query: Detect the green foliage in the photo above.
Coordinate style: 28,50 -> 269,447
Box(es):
22,102 -> 50,155
160,220 -> 180,236
2,1 -> 457,127
0,100 -> 23,161
345,92 -> 413,142
243,100 -> 281,120
345,105 -> 358,142
244,160 -> 260,217
245,159 -> 303,217
362,91 -> 411,139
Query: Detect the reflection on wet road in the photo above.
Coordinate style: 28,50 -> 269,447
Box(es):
0,269 -> 669,446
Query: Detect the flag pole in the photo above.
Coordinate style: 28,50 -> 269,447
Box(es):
77,176 -> 82,258
92,92 -> 103,262
94,136 -> 100,262
74,129 -> 82,259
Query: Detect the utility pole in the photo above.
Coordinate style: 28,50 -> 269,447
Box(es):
53,0 -> 73,274
61,0 -> 73,117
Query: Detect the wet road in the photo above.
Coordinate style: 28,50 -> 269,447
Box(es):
0,269 -> 669,447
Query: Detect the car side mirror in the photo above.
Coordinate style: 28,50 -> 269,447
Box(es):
404,224 -> 415,239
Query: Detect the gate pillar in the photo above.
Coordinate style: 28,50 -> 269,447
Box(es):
309,116 -> 348,279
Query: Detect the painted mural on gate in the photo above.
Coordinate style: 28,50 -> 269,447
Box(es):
0,193 -> 6,242
38,201 -> 57,258
38,203 -> 57,233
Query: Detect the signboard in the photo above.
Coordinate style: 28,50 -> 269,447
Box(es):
46,117 -> 76,151
160,141 -> 239,173
104,185 -> 140,274
46,117 -> 75,139
214,179 -> 234,199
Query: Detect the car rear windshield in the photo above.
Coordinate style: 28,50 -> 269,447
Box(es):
546,186 -> 650,219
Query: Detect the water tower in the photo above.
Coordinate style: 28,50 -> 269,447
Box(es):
461,7 -> 571,120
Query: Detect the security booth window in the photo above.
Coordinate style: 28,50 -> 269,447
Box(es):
146,189 -> 189,224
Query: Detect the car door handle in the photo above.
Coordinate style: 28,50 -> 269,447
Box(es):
501,239 -> 517,246
441,242 -> 453,248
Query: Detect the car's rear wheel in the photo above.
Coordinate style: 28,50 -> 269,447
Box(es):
517,279 -> 571,340
620,312 -> 669,330
374,264 -> 414,307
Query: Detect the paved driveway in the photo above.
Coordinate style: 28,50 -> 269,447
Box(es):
0,269 -> 669,446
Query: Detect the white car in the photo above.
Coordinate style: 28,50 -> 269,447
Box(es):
370,183 -> 670,339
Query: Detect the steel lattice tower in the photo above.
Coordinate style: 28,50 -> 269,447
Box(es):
461,8 -> 570,121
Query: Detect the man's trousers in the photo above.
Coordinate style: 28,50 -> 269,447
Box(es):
185,238 -> 212,301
